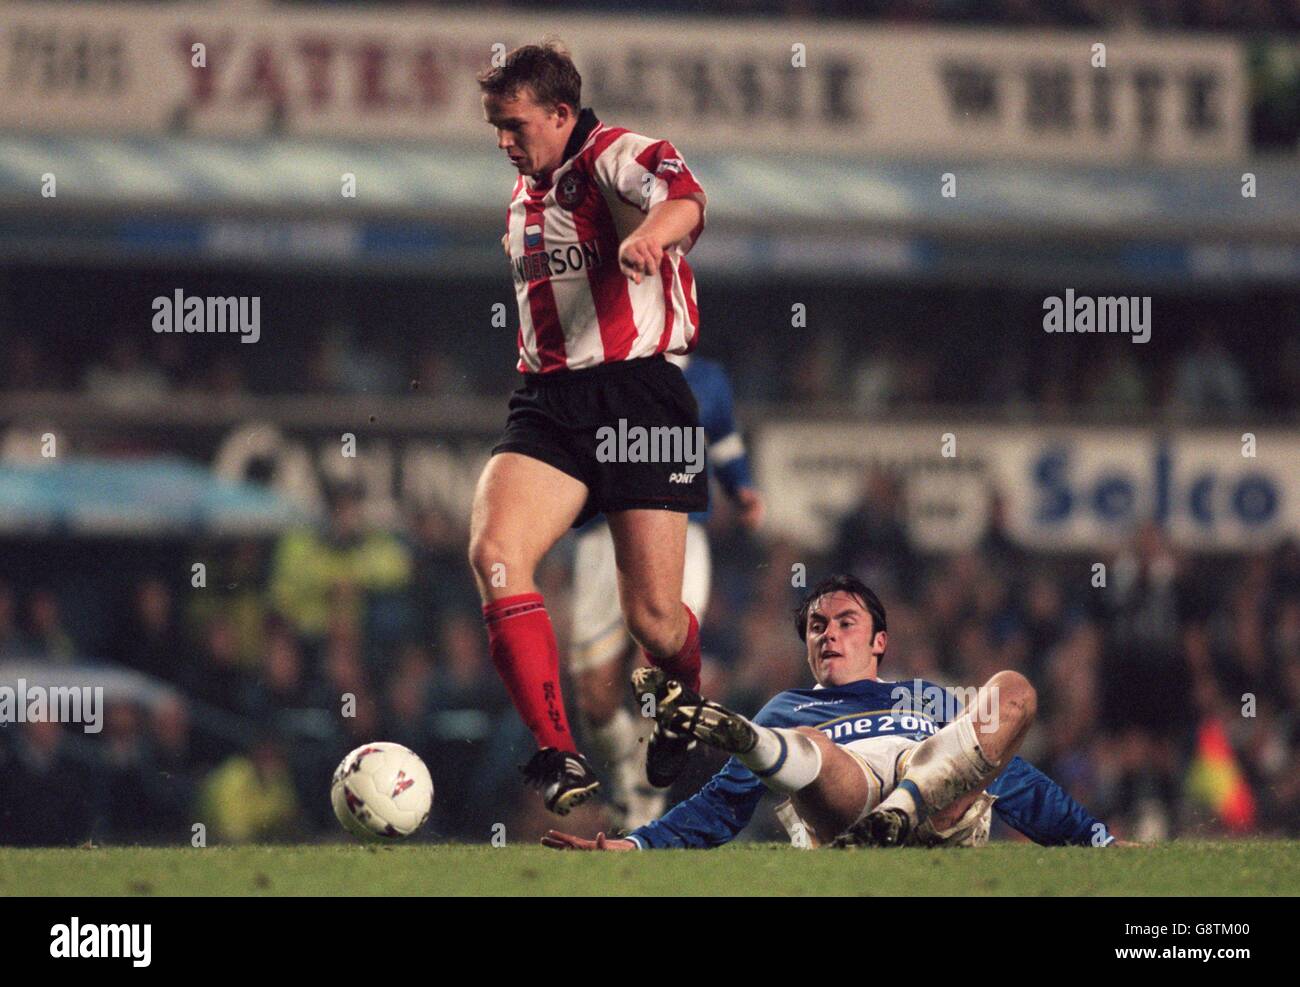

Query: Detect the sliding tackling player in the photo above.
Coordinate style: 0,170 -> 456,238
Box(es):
543,574 -> 1124,848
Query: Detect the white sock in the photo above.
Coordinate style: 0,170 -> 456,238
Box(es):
736,725 -> 823,795
587,708 -> 641,766
878,716 -> 997,823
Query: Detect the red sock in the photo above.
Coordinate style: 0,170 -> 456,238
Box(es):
645,604 -> 701,692
482,593 -> 575,752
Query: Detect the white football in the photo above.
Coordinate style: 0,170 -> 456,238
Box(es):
330,742 -> 434,841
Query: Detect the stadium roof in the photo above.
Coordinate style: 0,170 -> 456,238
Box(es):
1,135 -> 1298,285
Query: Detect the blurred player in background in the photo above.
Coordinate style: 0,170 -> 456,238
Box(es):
570,352 -> 763,829
467,41 -> 711,814
543,575 -> 1123,849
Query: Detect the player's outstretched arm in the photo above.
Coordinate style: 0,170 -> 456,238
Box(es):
541,830 -> 636,851
618,199 -> 704,283
538,753 -> 767,851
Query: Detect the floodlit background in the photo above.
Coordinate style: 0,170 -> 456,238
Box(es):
1,0 -> 1298,846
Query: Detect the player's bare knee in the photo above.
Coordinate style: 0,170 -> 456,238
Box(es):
795,728 -> 862,790
989,670 -> 1037,725
795,726 -> 836,757
466,532 -> 500,581
467,532 -> 531,591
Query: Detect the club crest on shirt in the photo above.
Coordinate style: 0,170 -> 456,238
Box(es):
556,170 -> 587,210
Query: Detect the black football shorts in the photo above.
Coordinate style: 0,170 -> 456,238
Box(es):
491,355 -> 709,528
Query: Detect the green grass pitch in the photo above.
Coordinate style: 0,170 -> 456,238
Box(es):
1,840 -> 1296,896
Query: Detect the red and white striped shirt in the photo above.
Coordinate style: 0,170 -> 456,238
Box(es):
504,109 -> 707,374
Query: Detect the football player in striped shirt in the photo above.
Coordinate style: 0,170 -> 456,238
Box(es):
469,41 -> 712,814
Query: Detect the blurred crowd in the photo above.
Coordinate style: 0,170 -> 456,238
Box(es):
0,483 -> 513,845
1,465 -> 1297,846
5,278 -> 1300,422
814,479 -> 1300,841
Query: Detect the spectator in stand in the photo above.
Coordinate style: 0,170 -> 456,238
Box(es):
832,469 -> 920,602
241,620 -> 321,726
1,332 -> 53,391
27,589 -> 77,663
0,581 -> 34,658
409,506 -> 481,645
321,609 -> 370,701
1271,539 -> 1300,601
186,540 -> 269,671
198,352 -> 253,398
1170,325 -> 1251,416
1094,524 -> 1197,732
198,733 -> 301,843
1085,348 -> 1148,414
384,643 -> 436,755
148,695 -> 199,834
1021,572 -> 1067,680
100,701 -> 158,842
411,347 -> 476,399
109,577 -> 186,683
1273,656 -> 1300,830
304,324 -> 403,395
1089,524 -> 1197,837
782,334 -> 841,404
0,720 -> 97,846
977,491 -> 1027,578
183,614 -> 248,715
82,337 -> 169,405
269,480 -> 412,650
850,337 -> 903,413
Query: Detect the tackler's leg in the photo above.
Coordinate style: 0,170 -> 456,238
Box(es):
633,668 -> 888,844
